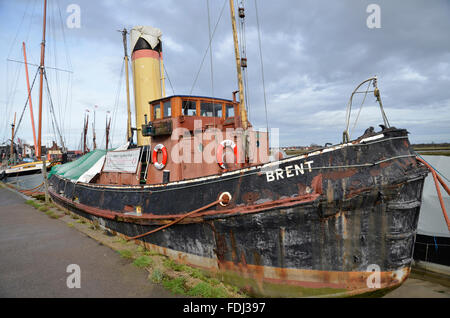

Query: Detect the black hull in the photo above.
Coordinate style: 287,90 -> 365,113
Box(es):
49,128 -> 428,296
414,234 -> 450,267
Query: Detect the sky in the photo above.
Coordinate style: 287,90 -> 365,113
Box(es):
0,0 -> 449,150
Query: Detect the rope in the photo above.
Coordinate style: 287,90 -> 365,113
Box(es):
417,156 -> 450,231
18,181 -> 44,192
416,153 -> 450,183
126,199 -> 222,241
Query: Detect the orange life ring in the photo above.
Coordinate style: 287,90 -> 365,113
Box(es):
216,140 -> 238,169
153,144 -> 168,170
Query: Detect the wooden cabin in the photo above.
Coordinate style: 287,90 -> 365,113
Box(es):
96,94 -> 269,186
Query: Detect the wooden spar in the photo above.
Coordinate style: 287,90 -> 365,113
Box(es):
37,0 -> 47,159
22,42 -> 38,156
105,115 -> 111,151
229,0 -> 248,130
10,113 -> 16,162
83,113 -> 89,154
121,28 -> 132,142
92,106 -> 97,150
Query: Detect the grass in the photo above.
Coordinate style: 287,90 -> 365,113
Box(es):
143,250 -> 162,257
187,281 -> 229,298
413,146 -> 450,151
113,238 -> 129,245
25,200 -> 41,209
416,151 -> 450,156
162,277 -> 187,295
133,255 -> 154,268
38,206 -> 49,212
118,250 -> 133,259
185,267 -> 207,281
150,269 -> 165,283
163,258 -> 187,272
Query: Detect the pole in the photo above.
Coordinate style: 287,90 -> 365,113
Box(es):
105,115 -> 111,151
41,156 -> 49,203
92,106 -> 97,150
37,0 -> 47,158
229,0 -> 247,130
10,113 -> 16,164
22,42 -> 38,157
121,28 -> 132,142
83,113 -> 89,154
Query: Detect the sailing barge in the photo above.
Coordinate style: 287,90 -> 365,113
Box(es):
48,5 -> 428,297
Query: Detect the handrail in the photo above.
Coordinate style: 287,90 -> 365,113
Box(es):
343,76 -> 390,143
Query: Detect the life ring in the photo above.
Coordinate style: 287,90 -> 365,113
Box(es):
216,140 -> 238,169
153,144 -> 168,170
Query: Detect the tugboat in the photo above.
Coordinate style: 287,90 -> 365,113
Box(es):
48,2 -> 429,297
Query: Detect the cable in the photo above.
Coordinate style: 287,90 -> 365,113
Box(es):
189,0 -> 227,95
254,0 -> 270,148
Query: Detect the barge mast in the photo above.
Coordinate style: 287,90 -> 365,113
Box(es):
37,0 -> 47,158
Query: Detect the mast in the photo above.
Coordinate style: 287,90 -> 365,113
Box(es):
229,0 -> 248,130
92,105 -> 97,150
83,113 -> 89,154
105,114 -> 111,151
10,113 -> 16,163
22,42 -> 38,157
121,28 -> 132,142
37,0 -> 47,158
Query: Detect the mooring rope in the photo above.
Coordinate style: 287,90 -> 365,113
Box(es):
19,181 -> 44,192
126,199 -> 222,241
417,156 -> 450,231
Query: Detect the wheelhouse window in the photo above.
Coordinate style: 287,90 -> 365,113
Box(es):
153,103 -> 161,120
225,104 -> 234,117
163,101 -> 171,118
182,100 -> 197,116
200,102 -> 222,117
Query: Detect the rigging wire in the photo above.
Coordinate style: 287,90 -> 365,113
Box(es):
206,0 -> 215,98
56,0 -> 74,147
110,60 -> 125,147
12,67 -> 40,141
6,0 -> 32,59
189,0 -> 227,95
44,70 -> 65,150
350,80 -> 371,135
3,0 -> 37,143
254,0 -> 270,139
164,63 -> 175,95
206,0 -> 217,130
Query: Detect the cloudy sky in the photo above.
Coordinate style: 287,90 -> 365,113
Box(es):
1,0 -> 449,149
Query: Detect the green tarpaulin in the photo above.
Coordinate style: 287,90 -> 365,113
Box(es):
48,149 -> 107,181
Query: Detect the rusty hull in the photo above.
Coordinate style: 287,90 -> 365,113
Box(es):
48,127 -> 429,297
